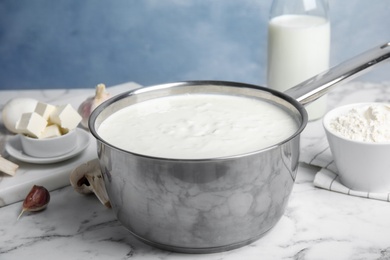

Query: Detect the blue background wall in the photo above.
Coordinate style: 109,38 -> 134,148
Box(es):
1,0 -> 390,90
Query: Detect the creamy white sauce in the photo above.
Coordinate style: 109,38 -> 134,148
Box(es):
98,94 -> 299,159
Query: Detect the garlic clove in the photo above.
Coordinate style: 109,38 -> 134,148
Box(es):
78,84 -> 111,129
70,159 -> 111,208
18,185 -> 50,220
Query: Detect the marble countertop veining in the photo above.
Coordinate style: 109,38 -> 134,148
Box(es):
1,81 -> 390,260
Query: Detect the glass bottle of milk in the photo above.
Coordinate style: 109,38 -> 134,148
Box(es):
267,0 -> 330,120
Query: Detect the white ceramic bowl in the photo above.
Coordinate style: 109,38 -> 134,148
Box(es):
323,102 -> 390,192
19,129 -> 77,158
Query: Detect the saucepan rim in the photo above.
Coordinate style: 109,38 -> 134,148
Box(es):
89,80 -> 308,162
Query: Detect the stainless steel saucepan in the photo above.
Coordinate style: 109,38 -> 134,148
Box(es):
89,42 -> 390,253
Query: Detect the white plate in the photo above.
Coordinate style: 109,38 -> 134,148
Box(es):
5,128 -> 90,164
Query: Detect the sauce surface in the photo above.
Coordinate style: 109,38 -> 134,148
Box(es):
98,94 -> 299,159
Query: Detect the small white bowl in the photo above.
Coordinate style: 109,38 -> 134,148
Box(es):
323,102 -> 390,192
19,129 -> 78,158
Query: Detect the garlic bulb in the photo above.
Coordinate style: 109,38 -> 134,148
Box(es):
2,98 -> 38,133
78,84 -> 111,129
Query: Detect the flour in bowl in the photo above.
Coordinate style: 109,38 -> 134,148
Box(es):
329,104 -> 390,142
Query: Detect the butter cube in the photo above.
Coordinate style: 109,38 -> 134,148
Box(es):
35,102 -> 56,121
15,112 -> 47,138
41,124 -> 62,139
49,104 -> 82,133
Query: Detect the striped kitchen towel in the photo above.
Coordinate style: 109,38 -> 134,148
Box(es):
300,135 -> 390,202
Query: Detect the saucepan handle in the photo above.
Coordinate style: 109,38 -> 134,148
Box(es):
284,42 -> 390,106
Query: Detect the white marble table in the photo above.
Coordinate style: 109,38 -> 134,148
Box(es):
1,81 -> 390,260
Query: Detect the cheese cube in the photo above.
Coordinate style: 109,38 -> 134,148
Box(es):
49,104 -> 82,133
34,102 -> 56,121
41,124 -> 62,139
15,112 -> 47,138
